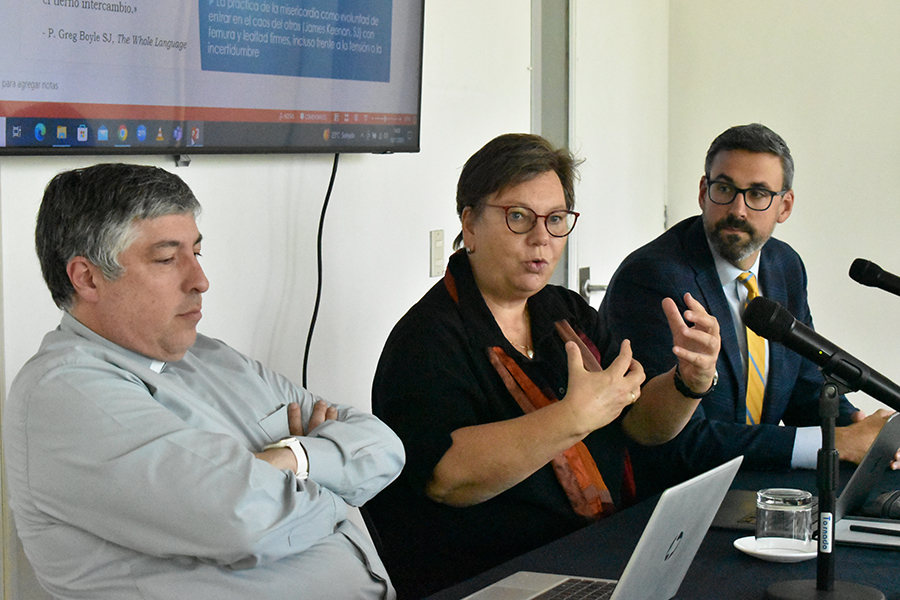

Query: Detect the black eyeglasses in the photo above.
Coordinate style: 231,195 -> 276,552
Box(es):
486,205 -> 579,237
706,179 -> 787,212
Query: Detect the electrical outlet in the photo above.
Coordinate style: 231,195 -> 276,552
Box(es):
430,230 -> 444,277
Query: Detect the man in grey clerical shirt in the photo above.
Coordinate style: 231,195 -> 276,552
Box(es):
2,163 -> 405,600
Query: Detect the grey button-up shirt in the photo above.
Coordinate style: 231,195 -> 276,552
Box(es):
3,312 -> 404,599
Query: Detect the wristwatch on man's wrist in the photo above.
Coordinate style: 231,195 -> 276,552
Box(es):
673,364 -> 718,399
263,437 -> 309,480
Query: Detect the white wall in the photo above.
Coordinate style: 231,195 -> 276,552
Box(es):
667,0 -> 900,416
571,0 -> 670,304
0,2 -> 532,597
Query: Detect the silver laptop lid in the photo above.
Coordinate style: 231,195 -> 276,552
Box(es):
610,455 -> 742,600
836,412 -> 900,520
461,455 -> 743,600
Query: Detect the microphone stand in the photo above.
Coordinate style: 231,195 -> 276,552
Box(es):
765,374 -> 884,600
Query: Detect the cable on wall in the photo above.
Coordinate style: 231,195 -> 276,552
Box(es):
302,153 -> 340,389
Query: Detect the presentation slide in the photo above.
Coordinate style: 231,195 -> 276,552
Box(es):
0,0 -> 423,153
200,1 -> 393,82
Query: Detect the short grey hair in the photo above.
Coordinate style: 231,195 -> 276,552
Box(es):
36,163 -> 201,309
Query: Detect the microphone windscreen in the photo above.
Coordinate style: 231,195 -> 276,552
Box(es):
849,258 -> 881,287
742,296 -> 794,343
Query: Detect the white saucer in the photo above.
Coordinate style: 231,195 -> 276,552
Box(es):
733,536 -> 817,563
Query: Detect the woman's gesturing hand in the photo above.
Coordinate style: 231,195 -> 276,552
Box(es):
563,339 -> 646,435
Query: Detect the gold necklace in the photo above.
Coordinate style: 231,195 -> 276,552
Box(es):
512,342 -> 534,359
512,306 -> 534,359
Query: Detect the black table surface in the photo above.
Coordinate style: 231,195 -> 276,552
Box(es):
424,464 -> 900,600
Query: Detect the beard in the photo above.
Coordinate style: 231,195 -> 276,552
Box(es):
705,214 -> 768,264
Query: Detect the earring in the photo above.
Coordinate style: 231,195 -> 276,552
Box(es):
465,246 -> 474,255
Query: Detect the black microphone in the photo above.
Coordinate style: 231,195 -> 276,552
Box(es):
849,258 -> 900,297
742,296 -> 900,412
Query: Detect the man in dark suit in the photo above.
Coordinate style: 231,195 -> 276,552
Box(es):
599,123 -> 894,494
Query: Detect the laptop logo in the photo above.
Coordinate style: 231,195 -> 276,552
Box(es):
665,531 -> 684,561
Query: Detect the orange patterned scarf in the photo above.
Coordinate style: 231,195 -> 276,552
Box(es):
487,327 -> 617,520
445,258 -> 634,520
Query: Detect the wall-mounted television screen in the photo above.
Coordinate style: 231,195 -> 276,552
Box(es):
0,0 -> 424,155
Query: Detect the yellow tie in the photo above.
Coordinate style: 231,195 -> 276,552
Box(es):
739,272 -> 766,425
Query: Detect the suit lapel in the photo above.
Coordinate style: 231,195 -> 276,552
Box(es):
684,218 -> 746,415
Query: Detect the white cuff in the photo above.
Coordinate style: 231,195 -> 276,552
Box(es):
791,427 -> 821,470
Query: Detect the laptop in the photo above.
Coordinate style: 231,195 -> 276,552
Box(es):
461,455 -> 743,600
712,412 -> 900,548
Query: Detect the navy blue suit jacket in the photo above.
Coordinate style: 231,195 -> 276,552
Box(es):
599,216 -> 856,494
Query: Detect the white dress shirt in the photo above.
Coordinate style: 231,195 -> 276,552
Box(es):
709,246 -> 820,468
